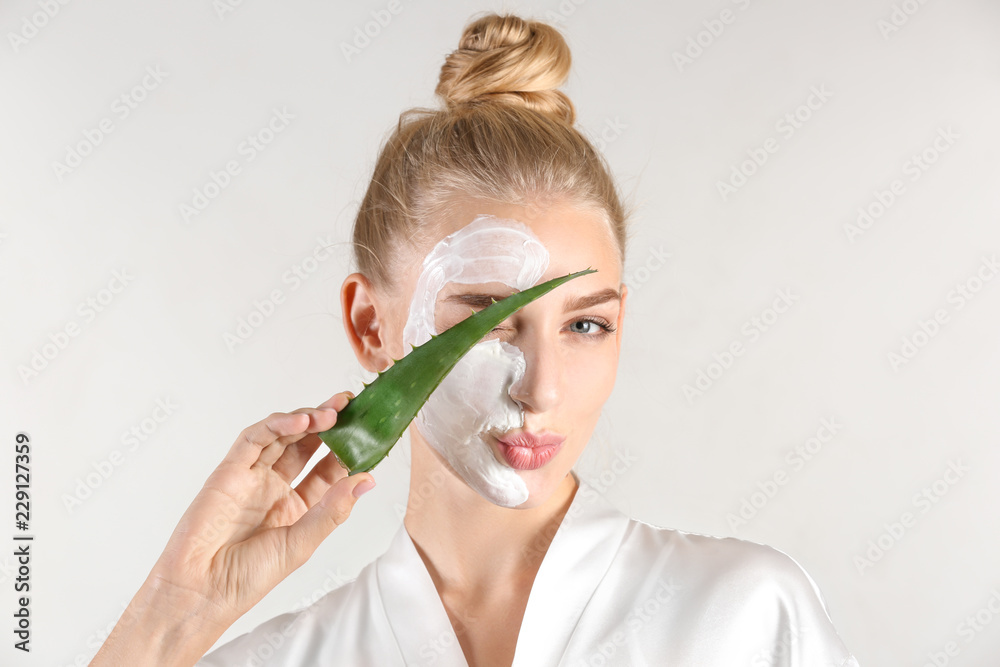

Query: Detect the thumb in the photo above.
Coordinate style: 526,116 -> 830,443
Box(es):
285,473 -> 376,567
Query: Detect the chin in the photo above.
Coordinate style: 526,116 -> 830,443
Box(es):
509,466 -> 577,509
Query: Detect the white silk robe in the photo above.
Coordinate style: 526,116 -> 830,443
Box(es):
198,472 -> 860,666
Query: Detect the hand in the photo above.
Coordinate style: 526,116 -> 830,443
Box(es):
92,391 -> 375,666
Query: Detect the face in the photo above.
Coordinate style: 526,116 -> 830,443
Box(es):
382,197 -> 626,509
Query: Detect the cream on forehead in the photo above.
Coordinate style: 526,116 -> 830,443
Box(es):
402,214 -> 549,346
402,213 -> 549,508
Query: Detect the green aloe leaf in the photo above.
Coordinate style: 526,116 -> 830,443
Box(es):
318,268 -> 596,474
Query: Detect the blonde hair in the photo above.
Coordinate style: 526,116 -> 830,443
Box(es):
352,11 -> 633,294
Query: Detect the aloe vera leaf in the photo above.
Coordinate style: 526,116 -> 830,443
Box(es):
318,268 -> 596,474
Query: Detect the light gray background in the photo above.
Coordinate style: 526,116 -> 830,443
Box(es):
2,1 -> 999,665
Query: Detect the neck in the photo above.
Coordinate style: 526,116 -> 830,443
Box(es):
403,433 -> 579,598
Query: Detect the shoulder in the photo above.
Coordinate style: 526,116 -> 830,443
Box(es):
616,515 -> 834,616
597,515 -> 859,664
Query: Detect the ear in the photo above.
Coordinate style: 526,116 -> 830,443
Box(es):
615,282 -> 627,359
341,272 -> 395,373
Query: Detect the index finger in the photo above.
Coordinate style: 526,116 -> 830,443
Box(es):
224,411 -> 312,468
316,390 -> 355,411
223,392 -> 356,468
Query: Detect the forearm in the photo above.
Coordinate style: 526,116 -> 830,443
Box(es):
91,579 -> 229,667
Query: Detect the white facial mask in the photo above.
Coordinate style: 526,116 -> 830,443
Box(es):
402,213 -> 549,507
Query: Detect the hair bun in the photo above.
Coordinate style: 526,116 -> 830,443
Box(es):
435,13 -> 576,125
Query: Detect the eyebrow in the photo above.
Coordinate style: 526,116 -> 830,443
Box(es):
444,287 -> 621,312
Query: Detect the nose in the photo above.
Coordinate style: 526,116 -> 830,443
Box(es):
507,330 -> 562,415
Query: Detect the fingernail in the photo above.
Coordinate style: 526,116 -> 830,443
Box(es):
353,478 -> 376,498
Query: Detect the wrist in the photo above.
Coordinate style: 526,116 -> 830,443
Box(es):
93,578 -> 229,667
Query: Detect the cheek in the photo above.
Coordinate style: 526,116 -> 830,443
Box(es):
420,339 -> 525,442
563,344 -> 618,405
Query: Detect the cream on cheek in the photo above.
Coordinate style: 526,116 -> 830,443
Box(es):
401,214 -> 549,508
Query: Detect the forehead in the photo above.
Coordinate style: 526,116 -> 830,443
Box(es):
420,198 -> 620,283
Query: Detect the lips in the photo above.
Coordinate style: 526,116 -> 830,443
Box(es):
494,431 -> 566,470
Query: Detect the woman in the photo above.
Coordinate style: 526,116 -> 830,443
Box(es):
94,12 -> 859,666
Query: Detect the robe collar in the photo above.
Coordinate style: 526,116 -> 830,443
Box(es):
375,470 -> 631,666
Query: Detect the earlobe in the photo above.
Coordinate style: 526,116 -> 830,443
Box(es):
341,273 -> 392,373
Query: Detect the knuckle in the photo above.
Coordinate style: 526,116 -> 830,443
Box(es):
330,501 -> 354,527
